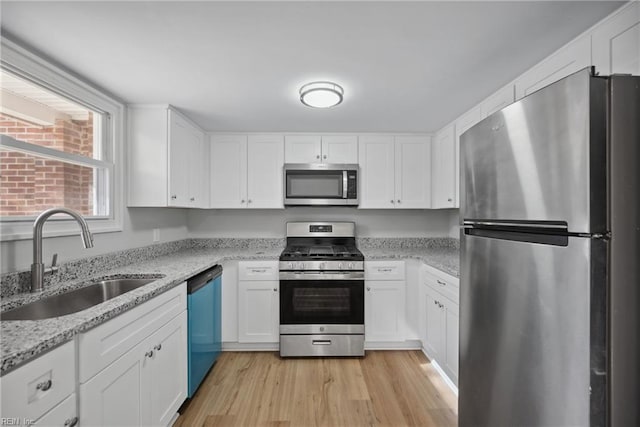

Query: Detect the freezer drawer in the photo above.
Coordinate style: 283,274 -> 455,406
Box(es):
459,231 -> 606,426
460,68 -> 607,234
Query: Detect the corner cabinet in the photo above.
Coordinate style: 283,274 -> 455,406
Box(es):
128,105 -> 207,208
210,135 -> 284,209
284,135 -> 358,164
79,284 -> 188,426
359,135 -> 431,209
237,261 -> 280,343
419,265 -> 459,387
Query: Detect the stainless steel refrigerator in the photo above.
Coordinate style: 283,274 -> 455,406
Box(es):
459,68 -> 639,427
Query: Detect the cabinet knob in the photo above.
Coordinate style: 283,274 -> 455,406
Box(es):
190,197 -> 195,202
154,344 -> 162,351
171,195 -> 177,200
36,379 -> 52,391
316,155 -> 320,159
323,155 -> 327,159
434,300 -> 438,306
241,199 -> 245,204
397,200 -> 401,204
448,198 -> 453,202
273,288 -> 278,292
390,200 -> 395,204
367,287 -> 371,291
145,350 -> 154,358
436,280 -> 446,286
248,199 -> 252,204
64,417 -> 79,427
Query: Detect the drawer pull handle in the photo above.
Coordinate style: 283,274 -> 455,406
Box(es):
36,379 -> 52,391
154,344 -> 162,351
251,269 -> 267,273
145,350 -> 154,358
312,340 -> 332,345
436,280 -> 446,286
378,268 -> 393,272
64,417 -> 79,427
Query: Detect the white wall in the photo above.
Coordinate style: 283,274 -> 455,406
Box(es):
187,208 -> 452,238
448,209 -> 460,238
0,208 -> 188,274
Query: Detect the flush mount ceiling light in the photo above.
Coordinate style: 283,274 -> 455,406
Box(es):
299,81 -> 344,108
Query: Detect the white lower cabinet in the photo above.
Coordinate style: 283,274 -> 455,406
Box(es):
33,393 -> 77,426
419,265 -> 459,387
365,261 -> 406,343
79,284 -> 188,426
237,261 -> 279,343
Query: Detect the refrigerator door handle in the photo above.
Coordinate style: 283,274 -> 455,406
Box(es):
463,220 -> 567,230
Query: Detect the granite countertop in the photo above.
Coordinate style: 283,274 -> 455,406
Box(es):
1,240 -> 459,375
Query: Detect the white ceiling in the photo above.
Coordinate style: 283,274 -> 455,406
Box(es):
0,1 -> 623,133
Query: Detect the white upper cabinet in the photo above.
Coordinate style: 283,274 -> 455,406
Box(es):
515,35 -> 591,100
432,125 -> 456,209
128,105 -> 207,208
285,135 -> 358,164
210,134 -> 284,209
454,107 -> 482,208
480,85 -> 515,119
321,135 -> 358,163
359,135 -> 431,209
358,135 -> 396,209
247,135 -> 284,209
394,136 -> 431,209
592,2 -> 640,76
210,135 -> 248,208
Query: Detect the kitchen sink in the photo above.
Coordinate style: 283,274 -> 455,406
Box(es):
0,276 -> 163,321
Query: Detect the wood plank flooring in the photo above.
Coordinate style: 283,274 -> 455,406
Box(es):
175,350 -> 457,427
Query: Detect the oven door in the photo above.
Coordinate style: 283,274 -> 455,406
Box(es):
284,164 -> 357,206
279,275 -> 364,333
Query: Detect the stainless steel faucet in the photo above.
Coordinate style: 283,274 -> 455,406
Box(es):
31,207 -> 94,293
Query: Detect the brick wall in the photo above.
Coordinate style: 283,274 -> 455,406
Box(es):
0,112 -> 94,216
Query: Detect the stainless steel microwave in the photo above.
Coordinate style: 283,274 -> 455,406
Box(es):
284,164 -> 358,206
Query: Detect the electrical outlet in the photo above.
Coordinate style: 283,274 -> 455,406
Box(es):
153,228 -> 160,242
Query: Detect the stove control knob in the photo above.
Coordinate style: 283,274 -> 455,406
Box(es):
298,262 -> 304,270
319,262 -> 326,270
348,263 -> 354,269
288,262 -> 293,269
338,262 -> 343,270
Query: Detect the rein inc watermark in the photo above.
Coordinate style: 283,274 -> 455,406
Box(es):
0,419 -> 34,426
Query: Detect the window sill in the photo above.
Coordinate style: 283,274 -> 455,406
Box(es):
0,218 -> 122,242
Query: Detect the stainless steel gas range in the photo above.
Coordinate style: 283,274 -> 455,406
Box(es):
279,222 -> 365,357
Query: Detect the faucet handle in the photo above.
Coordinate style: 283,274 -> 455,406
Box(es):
49,253 -> 59,274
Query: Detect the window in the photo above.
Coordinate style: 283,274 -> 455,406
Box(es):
0,38 -> 123,240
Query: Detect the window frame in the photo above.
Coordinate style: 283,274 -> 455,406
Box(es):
0,37 -> 124,241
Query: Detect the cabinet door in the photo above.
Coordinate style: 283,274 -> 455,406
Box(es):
210,135 -> 248,208
188,128 -> 206,208
455,107 -> 482,208
592,2 -> 640,75
423,286 -> 443,360
321,135 -> 358,163
284,135 -> 321,163
394,136 -> 431,209
443,297 -> 459,386
80,341 -> 145,426
515,35 -> 591,100
247,135 -> 284,209
238,280 -> 279,343
33,394 -> 76,427
431,125 -> 456,209
365,281 -> 406,342
168,110 -> 192,207
481,85 -> 515,118
144,311 -> 187,427
358,135 -> 395,209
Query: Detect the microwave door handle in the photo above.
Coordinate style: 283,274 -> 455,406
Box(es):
343,170 -> 348,199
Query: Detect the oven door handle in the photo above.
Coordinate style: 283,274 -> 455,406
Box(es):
279,271 -> 364,281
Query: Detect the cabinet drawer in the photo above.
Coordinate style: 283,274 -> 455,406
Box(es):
79,283 -> 186,383
34,393 -> 77,427
421,265 -> 459,303
1,341 -> 75,421
365,261 -> 405,281
238,261 -> 279,281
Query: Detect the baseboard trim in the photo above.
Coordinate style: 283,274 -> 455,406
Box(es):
365,339 -> 422,350
422,347 -> 458,396
223,342 -> 279,351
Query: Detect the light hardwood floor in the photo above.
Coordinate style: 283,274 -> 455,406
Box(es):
175,350 -> 458,427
